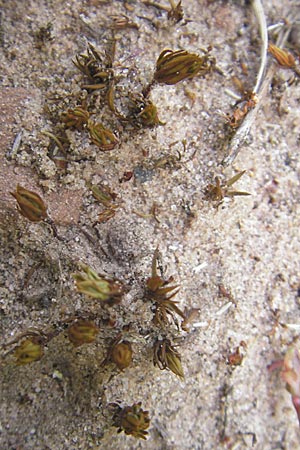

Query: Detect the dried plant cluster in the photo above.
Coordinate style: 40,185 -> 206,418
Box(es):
8,184 -> 198,439
3,0 -> 300,444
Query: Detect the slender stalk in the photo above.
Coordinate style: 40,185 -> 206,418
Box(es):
222,3 -> 296,167
252,0 -> 268,94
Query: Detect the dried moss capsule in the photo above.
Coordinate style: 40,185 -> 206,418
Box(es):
114,402 -> 150,440
73,265 -> 124,305
154,49 -> 205,85
14,338 -> 44,365
111,341 -> 133,370
153,339 -> 184,379
11,184 -> 48,222
268,43 -> 296,68
68,320 -> 99,347
87,121 -> 119,151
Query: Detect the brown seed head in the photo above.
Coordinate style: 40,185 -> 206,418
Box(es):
68,320 -> 99,347
129,96 -> 164,128
111,341 -> 133,370
115,402 -> 150,440
154,49 -> 205,85
11,185 -> 48,222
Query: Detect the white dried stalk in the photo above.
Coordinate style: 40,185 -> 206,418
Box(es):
222,0 -> 268,166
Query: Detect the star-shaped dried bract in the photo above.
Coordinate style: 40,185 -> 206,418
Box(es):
146,249 -> 185,327
205,171 -> 250,206
73,43 -> 114,90
113,402 -> 150,440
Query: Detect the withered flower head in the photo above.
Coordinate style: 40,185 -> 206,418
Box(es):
73,43 -> 113,90
68,320 -> 99,347
205,171 -> 250,205
114,402 -> 150,440
111,341 -> 133,370
11,184 -> 48,222
153,339 -> 184,378
63,106 -> 90,130
128,95 -> 164,128
154,49 -> 206,85
268,43 -> 296,69
14,338 -> 44,365
87,121 -> 119,151
73,265 -> 124,305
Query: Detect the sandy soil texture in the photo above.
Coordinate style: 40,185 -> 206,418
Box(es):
1,1 -> 300,449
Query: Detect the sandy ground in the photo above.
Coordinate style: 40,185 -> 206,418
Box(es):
1,0 -> 300,449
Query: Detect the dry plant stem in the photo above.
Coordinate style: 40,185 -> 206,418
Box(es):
252,0 -> 268,95
222,2 -> 292,167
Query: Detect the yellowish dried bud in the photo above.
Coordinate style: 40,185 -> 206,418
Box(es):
154,49 -> 205,85
87,121 -> 119,151
111,341 -> 132,370
68,320 -> 99,347
88,183 -> 117,207
153,339 -> 184,378
73,265 -> 124,305
268,43 -> 296,68
11,185 -> 48,222
14,338 -> 44,365
128,94 -> 164,127
63,106 -> 90,129
136,102 -> 163,127
115,402 -> 150,440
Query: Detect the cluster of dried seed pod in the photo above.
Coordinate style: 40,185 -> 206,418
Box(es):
63,39 -> 217,153
8,20 -> 221,441
8,244 -> 197,439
